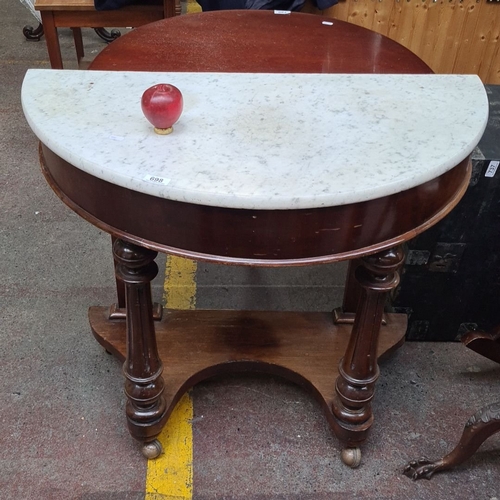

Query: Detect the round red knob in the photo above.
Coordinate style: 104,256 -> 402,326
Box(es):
141,84 -> 183,135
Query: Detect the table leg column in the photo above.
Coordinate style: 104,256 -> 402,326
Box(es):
113,239 -> 167,459
332,245 -> 404,467
341,259 -> 363,315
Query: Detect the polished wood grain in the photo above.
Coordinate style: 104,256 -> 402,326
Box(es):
90,10 -> 432,74
89,306 -> 407,444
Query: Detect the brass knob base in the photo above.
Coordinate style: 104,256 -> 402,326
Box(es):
154,126 -> 173,135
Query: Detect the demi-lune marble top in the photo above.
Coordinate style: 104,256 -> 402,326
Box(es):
22,69 -> 488,210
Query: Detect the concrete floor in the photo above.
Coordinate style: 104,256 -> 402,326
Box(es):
2,2 -> 500,499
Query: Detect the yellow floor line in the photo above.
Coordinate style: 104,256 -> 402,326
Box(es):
186,1 -> 202,13
145,255 -> 198,499
163,256 -> 198,310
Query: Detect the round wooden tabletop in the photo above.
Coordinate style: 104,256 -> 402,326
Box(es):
90,10 -> 432,74
39,11 -> 471,265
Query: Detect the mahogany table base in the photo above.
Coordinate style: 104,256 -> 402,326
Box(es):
89,306 -> 407,461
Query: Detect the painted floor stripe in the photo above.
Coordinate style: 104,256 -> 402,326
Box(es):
163,256 -> 198,310
145,255 -> 197,499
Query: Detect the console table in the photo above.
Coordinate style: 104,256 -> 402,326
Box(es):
21,11 -> 489,467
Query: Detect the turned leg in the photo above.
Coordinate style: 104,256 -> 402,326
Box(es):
341,259 -> 363,315
112,235 -> 126,309
332,246 -> 405,467
109,235 -> 162,320
333,260 -> 362,323
334,259 -> 387,326
404,402 -> 500,480
113,239 -> 167,459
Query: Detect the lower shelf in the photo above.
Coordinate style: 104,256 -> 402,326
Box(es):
89,307 -> 407,438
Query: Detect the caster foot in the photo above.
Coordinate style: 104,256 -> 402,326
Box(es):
341,447 -> 361,468
142,439 -> 163,459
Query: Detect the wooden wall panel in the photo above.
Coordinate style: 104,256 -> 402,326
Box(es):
304,0 -> 500,84
483,17 -> 500,82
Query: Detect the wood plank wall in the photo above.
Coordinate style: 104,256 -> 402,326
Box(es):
303,0 -> 500,84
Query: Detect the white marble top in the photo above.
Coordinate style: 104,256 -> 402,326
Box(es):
22,69 -> 488,210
